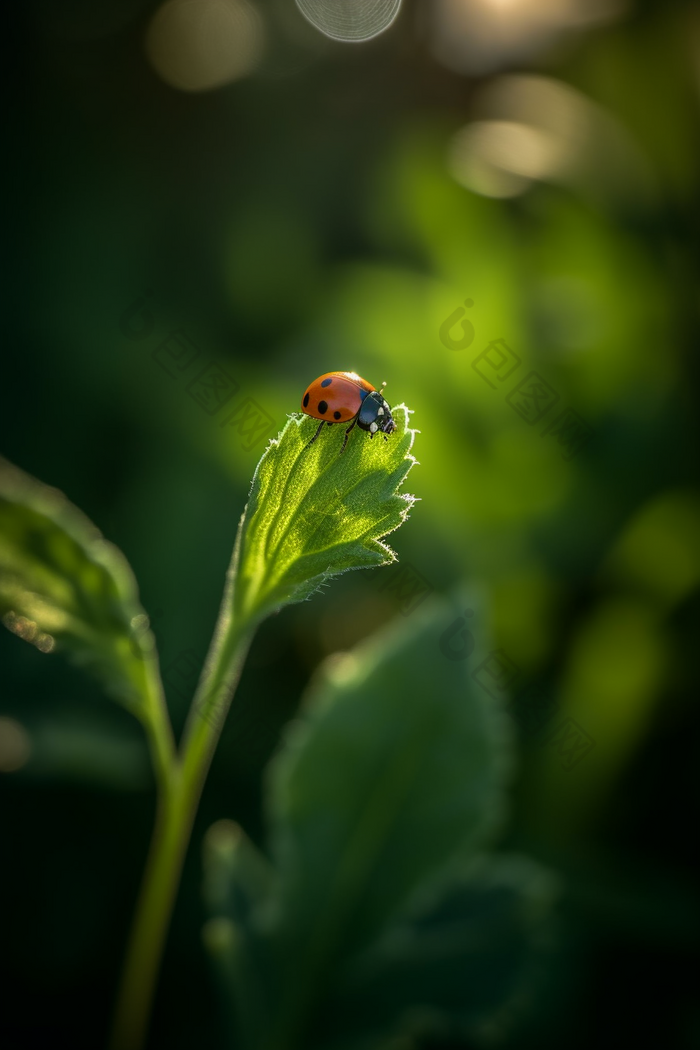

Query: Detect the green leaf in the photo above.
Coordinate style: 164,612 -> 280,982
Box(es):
202,821 -> 279,1050
16,714 -> 151,791
203,819 -> 277,928
313,854 -> 559,1050
0,457 -> 158,713
204,593 -> 516,1050
267,593 -> 511,958
230,406 -> 417,626
205,846 -> 558,1050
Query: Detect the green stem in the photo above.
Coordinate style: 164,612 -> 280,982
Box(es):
140,656 -> 177,798
110,557 -> 257,1050
108,768 -> 185,1050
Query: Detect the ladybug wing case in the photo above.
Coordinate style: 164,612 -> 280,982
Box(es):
302,373 -> 370,422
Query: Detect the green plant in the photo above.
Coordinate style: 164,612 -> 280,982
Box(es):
1,406 -> 556,1050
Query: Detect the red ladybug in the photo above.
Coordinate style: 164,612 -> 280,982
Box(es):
301,371 -> 397,453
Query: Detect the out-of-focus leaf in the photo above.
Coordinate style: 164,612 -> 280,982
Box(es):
19,717 -> 151,790
267,594 -> 511,959
313,854 -> 559,1050
202,821 -> 279,1050
203,819 -> 277,927
204,594 -> 518,1050
231,406 -> 416,627
0,458 -> 157,713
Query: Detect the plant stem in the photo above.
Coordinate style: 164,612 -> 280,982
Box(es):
110,559 -> 256,1050
108,767 -> 186,1050
140,655 -> 178,798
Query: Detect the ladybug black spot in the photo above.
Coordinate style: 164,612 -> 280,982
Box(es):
303,393 -> 309,408
333,410 -> 341,420
318,400 -> 328,414
321,378 -> 333,387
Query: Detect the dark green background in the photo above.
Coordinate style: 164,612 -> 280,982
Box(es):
2,1 -> 699,1047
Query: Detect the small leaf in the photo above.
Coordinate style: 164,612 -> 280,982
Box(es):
0,457 -> 157,712
230,407 -> 417,626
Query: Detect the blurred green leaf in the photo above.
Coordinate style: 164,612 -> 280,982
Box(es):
231,406 -> 416,627
314,854 -> 558,1050
267,595 -> 511,955
0,457 -> 157,713
20,717 -> 151,791
203,821 -> 279,1050
206,595 -> 520,1050
204,819 -> 277,928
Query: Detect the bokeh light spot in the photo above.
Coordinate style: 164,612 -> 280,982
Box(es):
448,75 -> 651,204
295,0 -> 402,42
145,0 -> 264,93
430,0 -> 629,75
0,717 -> 32,774
449,120 -> 568,198
2,610 -> 56,653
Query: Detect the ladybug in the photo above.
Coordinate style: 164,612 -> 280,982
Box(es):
301,371 -> 397,453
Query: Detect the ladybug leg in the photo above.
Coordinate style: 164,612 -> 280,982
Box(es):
306,420 -> 326,448
340,417 -> 357,454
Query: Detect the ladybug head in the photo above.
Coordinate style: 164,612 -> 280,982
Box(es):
357,390 -> 397,438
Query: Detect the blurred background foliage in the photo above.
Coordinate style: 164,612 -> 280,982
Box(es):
1,0 -> 699,1047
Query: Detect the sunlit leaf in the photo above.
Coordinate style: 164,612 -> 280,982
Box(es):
0,457 -> 157,712
295,0 -> 402,42
231,406 -> 416,626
